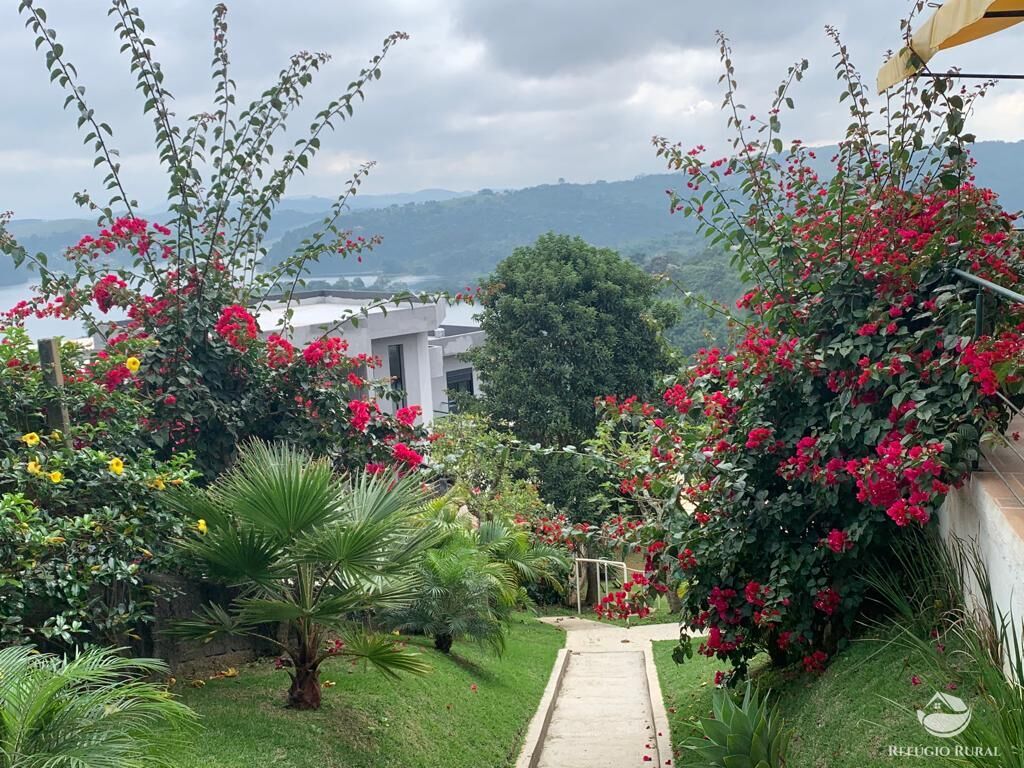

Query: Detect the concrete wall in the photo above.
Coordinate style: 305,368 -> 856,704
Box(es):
939,471 -> 1024,642
371,331 -> 433,425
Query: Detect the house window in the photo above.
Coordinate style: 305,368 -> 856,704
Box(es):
446,367 -> 474,396
387,343 -> 406,406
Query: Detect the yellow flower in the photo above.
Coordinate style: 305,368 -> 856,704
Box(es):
196,519 -> 208,535
49,429 -> 63,441
26,460 -> 43,475
48,471 -> 63,484
149,476 -> 166,491
170,478 -> 184,486
125,356 -> 141,373
20,432 -> 41,447
108,457 -> 125,475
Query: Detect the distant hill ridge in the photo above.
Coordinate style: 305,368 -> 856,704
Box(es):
2,140 -> 1021,287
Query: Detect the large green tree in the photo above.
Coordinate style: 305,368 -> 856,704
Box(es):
470,233 -> 677,520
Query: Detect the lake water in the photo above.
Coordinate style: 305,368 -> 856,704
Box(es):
0,279 -> 480,340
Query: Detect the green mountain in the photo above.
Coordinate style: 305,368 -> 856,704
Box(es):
267,175 -> 697,281
3,140 -> 1021,296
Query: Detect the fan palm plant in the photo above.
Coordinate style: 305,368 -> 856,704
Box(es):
475,518 -> 569,595
0,645 -> 195,768
171,441 -> 438,709
385,546 -> 517,654
420,494 -> 570,598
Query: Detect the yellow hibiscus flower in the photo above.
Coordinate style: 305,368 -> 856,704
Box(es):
196,519 -> 208,535
20,432 -> 41,447
48,471 -> 63,484
26,460 -> 43,475
125,356 -> 141,373
149,476 -> 167,491
108,457 -> 125,475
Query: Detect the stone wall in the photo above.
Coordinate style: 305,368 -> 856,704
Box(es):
139,573 -> 281,676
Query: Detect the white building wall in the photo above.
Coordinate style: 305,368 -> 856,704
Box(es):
939,468 -> 1024,671
370,331 -> 434,426
254,293 -> 485,426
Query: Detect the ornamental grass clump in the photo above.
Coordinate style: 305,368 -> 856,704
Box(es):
590,9 -> 1024,681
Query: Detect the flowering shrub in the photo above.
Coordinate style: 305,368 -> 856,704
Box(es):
0,327 -> 148,457
593,30 -> 1024,676
2,3 -> 430,479
0,431 -> 194,648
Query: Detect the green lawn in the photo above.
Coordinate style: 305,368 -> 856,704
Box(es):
174,616 -> 563,768
653,624 -> 994,767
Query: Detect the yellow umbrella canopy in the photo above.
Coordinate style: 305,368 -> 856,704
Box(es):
877,0 -> 1024,92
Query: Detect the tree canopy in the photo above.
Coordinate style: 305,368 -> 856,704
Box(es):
472,233 -> 677,447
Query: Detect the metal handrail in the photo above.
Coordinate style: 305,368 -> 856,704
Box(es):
571,557 -> 644,616
953,268 -> 1024,506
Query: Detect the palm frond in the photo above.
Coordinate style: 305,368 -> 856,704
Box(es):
340,632 -> 431,679
214,441 -> 344,542
166,601 -> 256,644
0,646 -> 195,768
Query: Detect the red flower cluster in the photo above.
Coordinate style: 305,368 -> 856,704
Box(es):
744,427 -> 773,450
391,442 -> 423,467
802,650 -> 828,674
813,587 -> 841,616
595,573 -> 653,621
92,274 -> 127,313
395,405 -> 421,426
214,305 -> 258,351
823,529 -> 853,553
663,383 -> 692,413
266,334 -> 295,368
302,337 -> 349,368
348,399 -> 375,432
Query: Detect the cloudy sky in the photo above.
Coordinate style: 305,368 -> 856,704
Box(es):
2,0 -> 1024,218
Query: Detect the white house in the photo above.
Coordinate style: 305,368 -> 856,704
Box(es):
256,290 -> 484,424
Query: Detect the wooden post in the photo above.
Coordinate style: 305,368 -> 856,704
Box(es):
37,338 -> 71,436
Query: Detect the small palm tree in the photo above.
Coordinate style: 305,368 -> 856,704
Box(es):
385,545 -> 516,653
171,441 -> 437,709
0,645 -> 195,768
475,518 -> 569,595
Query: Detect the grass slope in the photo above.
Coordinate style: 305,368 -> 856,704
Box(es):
175,616 -> 563,768
654,625 -> 992,767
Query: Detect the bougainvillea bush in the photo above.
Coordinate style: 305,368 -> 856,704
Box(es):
594,26 -> 1024,679
2,2 -> 432,479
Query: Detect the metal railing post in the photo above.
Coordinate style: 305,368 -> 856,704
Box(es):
975,289 -> 985,339
575,560 -> 581,615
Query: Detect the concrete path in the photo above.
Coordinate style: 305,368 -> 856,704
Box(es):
516,617 -> 679,768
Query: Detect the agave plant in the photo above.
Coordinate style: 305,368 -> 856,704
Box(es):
682,682 -> 790,768
0,645 -> 195,768
171,441 -> 438,709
